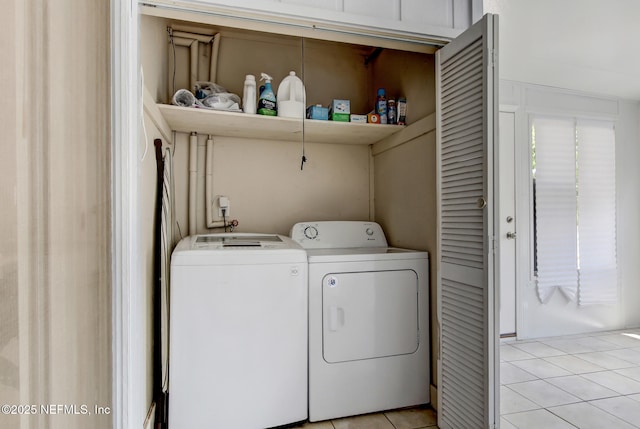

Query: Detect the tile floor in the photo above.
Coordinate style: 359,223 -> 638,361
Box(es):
292,406 -> 437,429
291,328 -> 640,429
501,328 -> 640,429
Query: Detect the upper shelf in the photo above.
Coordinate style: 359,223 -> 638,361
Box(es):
157,104 -> 405,145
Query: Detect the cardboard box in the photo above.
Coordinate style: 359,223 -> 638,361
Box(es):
367,113 -> 380,124
330,99 -> 350,114
350,114 -> 367,123
306,105 -> 329,120
330,113 -> 350,122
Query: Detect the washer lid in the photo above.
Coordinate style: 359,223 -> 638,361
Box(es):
194,234 -> 283,248
171,233 -> 307,265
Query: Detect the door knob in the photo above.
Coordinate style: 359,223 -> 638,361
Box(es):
506,231 -> 517,239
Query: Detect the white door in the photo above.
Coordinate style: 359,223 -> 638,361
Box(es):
436,14 -> 499,429
499,111 -> 517,336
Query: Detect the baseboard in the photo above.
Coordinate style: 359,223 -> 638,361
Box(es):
430,384 -> 438,412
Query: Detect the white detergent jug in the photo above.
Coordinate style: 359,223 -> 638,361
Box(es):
277,71 -> 306,119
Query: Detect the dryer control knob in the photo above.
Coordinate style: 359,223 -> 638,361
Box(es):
365,227 -> 374,236
304,226 -> 319,239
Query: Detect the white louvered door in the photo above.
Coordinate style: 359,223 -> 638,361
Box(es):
436,14 -> 499,429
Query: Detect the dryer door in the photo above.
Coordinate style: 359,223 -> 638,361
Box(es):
322,270 -> 419,363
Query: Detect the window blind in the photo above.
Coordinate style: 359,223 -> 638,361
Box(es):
577,120 -> 617,305
533,116 -> 617,306
534,116 -> 578,303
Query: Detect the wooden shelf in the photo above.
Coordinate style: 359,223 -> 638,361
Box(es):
157,104 -> 405,145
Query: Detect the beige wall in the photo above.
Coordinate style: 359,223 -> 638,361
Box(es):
141,20 -> 385,235
0,0 -> 20,424
1,1 -> 111,428
373,128 -> 439,394
172,135 -> 372,236
372,49 -> 438,387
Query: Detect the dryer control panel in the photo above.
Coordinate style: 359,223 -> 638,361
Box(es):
290,221 -> 388,249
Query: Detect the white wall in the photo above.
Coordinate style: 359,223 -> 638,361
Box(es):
487,0 -> 640,335
501,81 -> 640,338
484,0 -> 640,100
616,100 -> 640,328
151,0 -> 482,39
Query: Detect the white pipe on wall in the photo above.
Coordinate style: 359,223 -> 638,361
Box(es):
168,31 -> 220,99
172,31 -> 214,44
189,132 -> 198,235
206,135 -> 225,229
189,40 -> 198,94
205,136 -> 214,226
210,33 -> 221,83
168,36 -> 200,100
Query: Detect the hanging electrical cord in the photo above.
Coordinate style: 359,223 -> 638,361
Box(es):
300,38 -> 307,170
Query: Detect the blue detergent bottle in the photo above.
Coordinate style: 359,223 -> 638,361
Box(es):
258,73 -> 277,116
376,88 -> 388,124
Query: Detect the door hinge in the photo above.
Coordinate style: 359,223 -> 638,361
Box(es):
489,48 -> 497,68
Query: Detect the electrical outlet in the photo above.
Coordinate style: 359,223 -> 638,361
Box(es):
218,195 -> 230,217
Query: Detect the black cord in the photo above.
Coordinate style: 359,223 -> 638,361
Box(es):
222,208 -> 227,232
301,38 -> 307,171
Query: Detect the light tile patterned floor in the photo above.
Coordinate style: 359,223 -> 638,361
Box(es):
501,328 -> 640,428
293,328 -> 640,429
292,406 -> 437,429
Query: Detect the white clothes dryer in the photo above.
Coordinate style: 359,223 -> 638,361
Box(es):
290,221 -> 430,422
169,233 -> 308,429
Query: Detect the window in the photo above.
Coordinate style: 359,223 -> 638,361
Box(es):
532,116 -> 617,306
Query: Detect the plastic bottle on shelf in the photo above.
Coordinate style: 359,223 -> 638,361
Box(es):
242,74 -> 257,114
376,88 -> 387,124
257,73 -> 277,116
397,97 -> 407,125
276,71 -> 306,118
387,98 -> 397,125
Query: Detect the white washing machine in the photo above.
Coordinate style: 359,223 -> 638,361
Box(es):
169,233 -> 308,429
290,221 -> 430,422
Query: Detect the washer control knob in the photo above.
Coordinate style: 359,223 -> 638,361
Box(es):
365,227 -> 374,236
304,226 -> 319,239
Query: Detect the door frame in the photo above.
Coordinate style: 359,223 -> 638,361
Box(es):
111,1 -> 143,428
497,105 -> 521,338
497,92 -> 531,342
